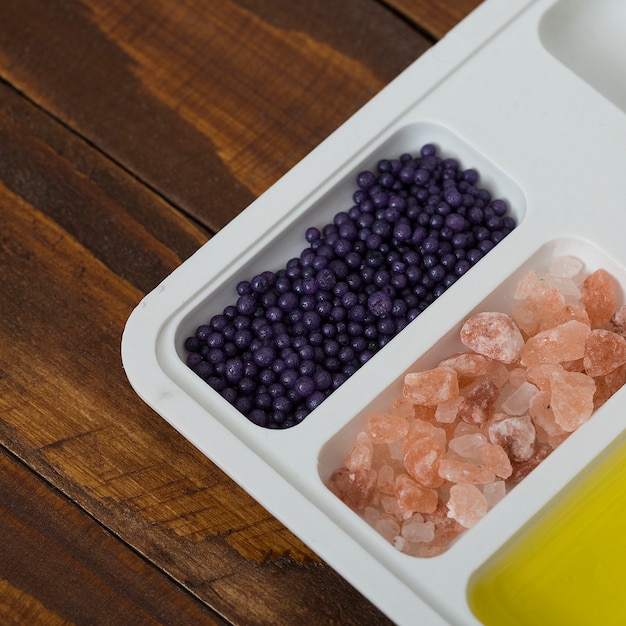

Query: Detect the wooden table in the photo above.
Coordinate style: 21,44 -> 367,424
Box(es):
0,1 -> 482,623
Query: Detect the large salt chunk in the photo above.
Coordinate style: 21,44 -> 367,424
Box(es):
438,458 -> 496,484
582,268 -> 616,327
327,467 -> 377,510
367,411 -> 410,444
446,483 -> 488,528
520,319 -> 591,366
583,329 -> 626,377
551,369 -> 596,431
487,414 -> 536,462
345,431 -> 374,471
395,473 -> 438,514
403,366 -> 458,405
458,379 -> 498,424
460,312 -> 525,364
404,436 -> 445,489
479,443 -> 513,479
501,381 -> 540,416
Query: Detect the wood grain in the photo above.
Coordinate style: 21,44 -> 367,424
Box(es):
0,449 -> 226,626
0,87 -> 392,625
385,0 -> 484,40
0,0 -> 431,231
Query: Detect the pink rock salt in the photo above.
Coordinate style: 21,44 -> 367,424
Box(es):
327,467 -> 377,510
582,268 -> 616,327
479,443 -> 513,479
367,411 -> 410,444
438,458 -> 496,484
448,432 -> 488,460
520,319 -> 591,366
583,329 -> 626,377
486,414 -> 536,462
403,366 -> 458,405
500,381 -> 539,416
344,431 -> 373,472
395,473 -> 438,514
458,379 -> 498,424
550,369 -> 595,431
401,517 -> 435,543
377,464 -> 396,495
460,312 -> 525,364
404,436 -> 445,489
529,389 -> 568,444
482,480 -> 507,509
446,483 -> 488,528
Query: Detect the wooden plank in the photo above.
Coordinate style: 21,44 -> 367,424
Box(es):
0,105 -> 392,625
0,449 -> 227,626
384,0 -> 484,40
0,81 -> 207,295
0,0 -> 431,231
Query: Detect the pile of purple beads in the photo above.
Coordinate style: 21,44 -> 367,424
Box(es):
184,144 -> 517,428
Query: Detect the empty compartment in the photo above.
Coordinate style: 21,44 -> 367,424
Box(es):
319,236 -> 626,559
173,121 -> 525,431
539,0 -> 626,112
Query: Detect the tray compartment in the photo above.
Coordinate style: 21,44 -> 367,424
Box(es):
539,0 -> 626,113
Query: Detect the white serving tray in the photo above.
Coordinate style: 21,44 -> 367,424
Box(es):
122,0 -> 626,623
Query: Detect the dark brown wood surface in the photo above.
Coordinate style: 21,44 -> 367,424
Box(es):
0,1 -> 483,624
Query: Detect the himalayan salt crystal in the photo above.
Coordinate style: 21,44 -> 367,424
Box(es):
401,518 -> 435,543
514,271 -> 539,300
460,312 -> 525,364
345,431 -> 374,472
381,494 -> 406,520
403,419 -> 447,451
509,444 -> 551,486
454,422 -> 482,437
435,396 -> 464,424
438,458 -> 496,484
582,268 -> 616,327
458,379 -> 499,424
438,352 -> 492,383
447,483 -> 488,528
367,411 -> 410,444
608,305 -> 626,337
520,320 -> 591,366
501,381 -> 540,416
529,390 -> 568,441
392,535 -> 407,551
526,363 -> 559,392
395,473 -> 438,514
388,438 -> 405,461
448,432 -> 488,460
548,255 -> 583,279
539,303 -> 589,333
483,480 -> 507,509
512,299 -> 540,337
479,443 -> 513,479
377,464 -> 396,495
530,283 -> 565,314
487,414 -> 536,462
363,506 -> 381,526
390,396 -> 415,419
509,367 -> 528,387
550,369 -> 595,432
404,436 -> 445,488
583,329 -> 626,377
484,360 -> 511,388
403,366 -> 458,405
327,467 -> 377,510
375,515 -> 401,542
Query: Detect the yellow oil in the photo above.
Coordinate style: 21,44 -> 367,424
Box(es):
468,435 -> 626,626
